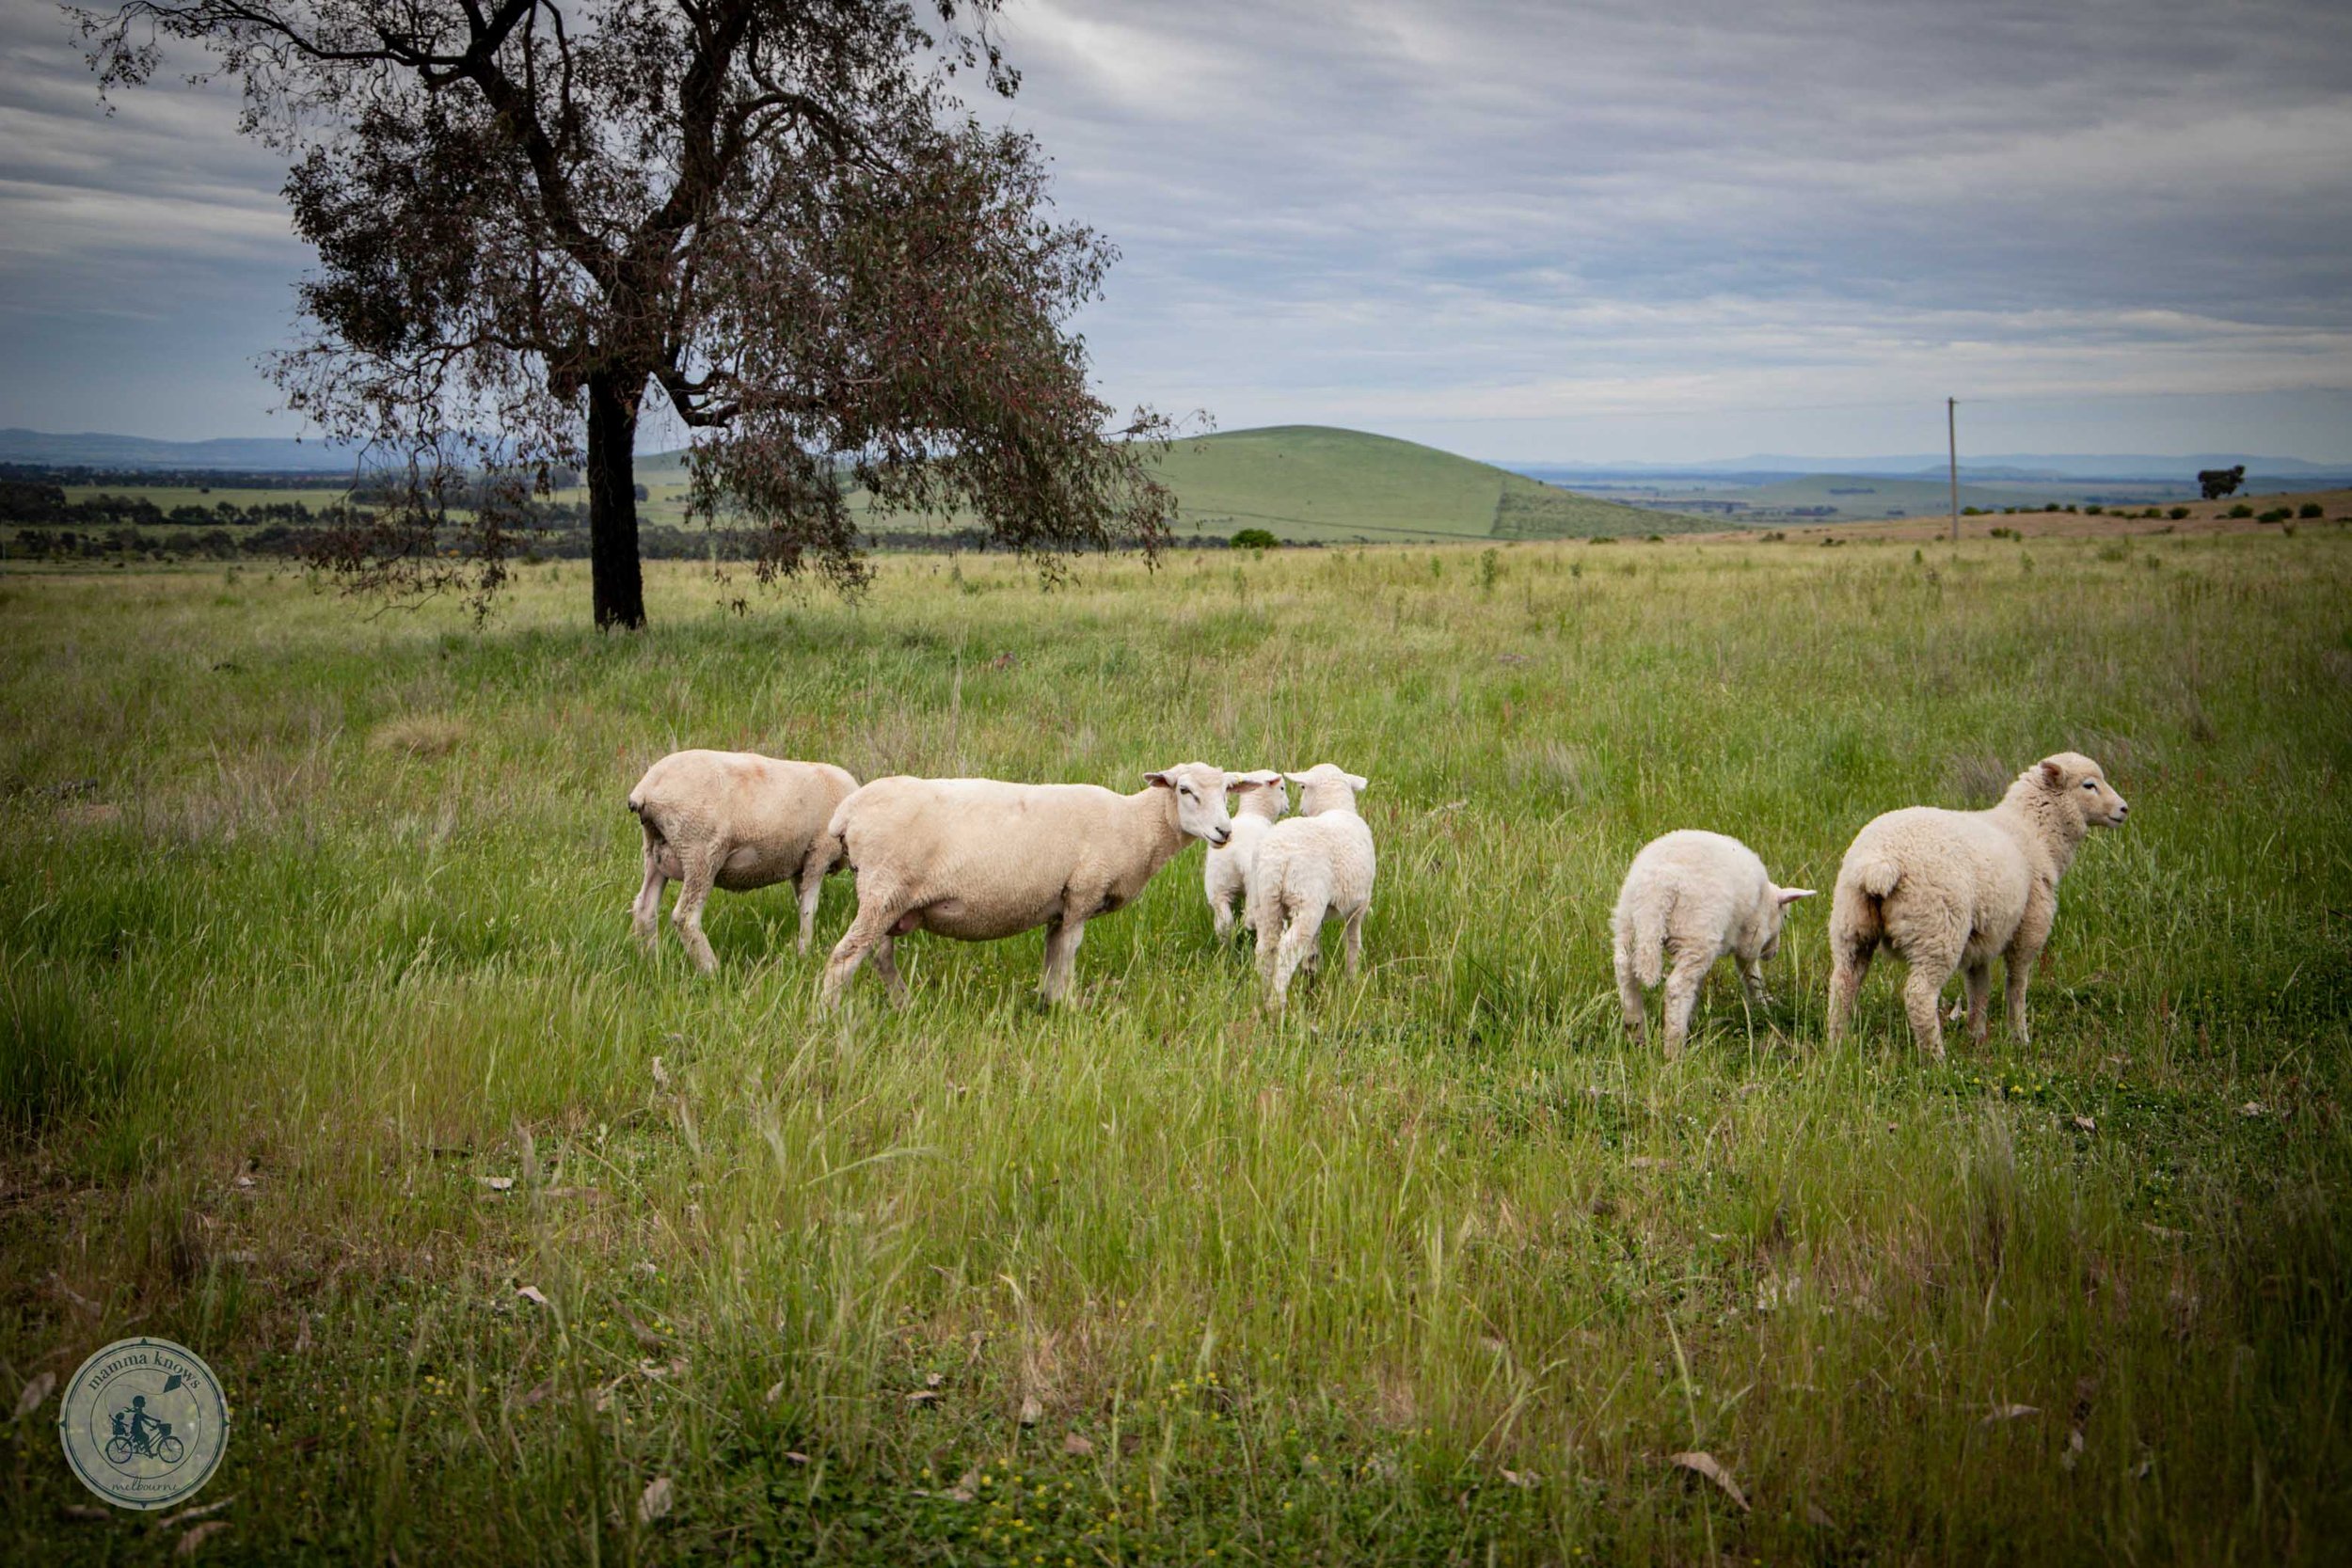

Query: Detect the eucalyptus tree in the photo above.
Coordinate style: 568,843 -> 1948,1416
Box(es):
83,0 -> 1172,626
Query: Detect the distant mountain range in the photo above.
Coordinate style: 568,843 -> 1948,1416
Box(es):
0,428 -> 367,472
1504,452 -> 2352,483
7,424 -> 2347,491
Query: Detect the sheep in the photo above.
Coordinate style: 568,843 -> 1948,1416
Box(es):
1203,770 -> 1289,942
1247,764 -> 1375,1011
1826,752 -> 2129,1058
627,750 -> 860,972
1610,831 -> 1814,1058
819,762 -> 1235,1006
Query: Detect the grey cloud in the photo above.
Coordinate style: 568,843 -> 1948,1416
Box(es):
1,0 -> 2346,454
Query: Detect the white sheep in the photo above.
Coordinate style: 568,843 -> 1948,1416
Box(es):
1610,830 -> 1814,1057
819,762 -> 1235,1006
1826,751 -> 2129,1057
1203,770 -> 1289,942
1247,764 -> 1375,1011
628,750 -> 860,972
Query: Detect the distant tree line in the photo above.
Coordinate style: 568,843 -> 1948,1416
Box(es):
3,476 -> 1248,563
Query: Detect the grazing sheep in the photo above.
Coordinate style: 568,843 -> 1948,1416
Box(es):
1610,831 -> 1814,1058
628,751 -> 860,972
1204,770 -> 1289,942
820,762 -> 1234,1006
1247,765 -> 1375,1011
1826,752 -> 2129,1057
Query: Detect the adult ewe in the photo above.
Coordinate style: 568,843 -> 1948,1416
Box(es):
1612,831 -> 1812,1057
628,751 -> 860,971
820,763 -> 1234,1006
1204,770 -> 1288,942
1248,765 -> 1375,1011
1826,752 -> 2128,1057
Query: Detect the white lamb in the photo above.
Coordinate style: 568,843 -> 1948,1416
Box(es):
1610,831 -> 1814,1057
820,762 -> 1234,1006
1247,764 -> 1375,1011
628,750 -> 860,972
1203,770 -> 1289,942
1826,751 -> 2129,1057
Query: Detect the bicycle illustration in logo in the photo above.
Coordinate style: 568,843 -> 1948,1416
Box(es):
103,1394 -> 186,1469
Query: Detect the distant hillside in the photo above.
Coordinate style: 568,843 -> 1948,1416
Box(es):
1154,425 -> 1680,543
638,426 -> 1681,544
0,428 -> 362,472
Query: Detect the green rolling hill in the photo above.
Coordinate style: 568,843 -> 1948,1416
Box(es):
1152,425 -> 1684,543
637,425 -> 1685,544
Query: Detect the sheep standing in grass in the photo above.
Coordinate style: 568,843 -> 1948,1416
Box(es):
1611,831 -> 1814,1057
1826,752 -> 2128,1057
1203,770 -> 1288,942
628,751 -> 860,972
1248,765 -> 1375,1011
820,763 -> 1234,1006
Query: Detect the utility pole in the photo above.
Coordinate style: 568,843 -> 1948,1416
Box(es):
1947,396 -> 1960,544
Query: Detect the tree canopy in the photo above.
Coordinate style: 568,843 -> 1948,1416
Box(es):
82,0 -> 1174,626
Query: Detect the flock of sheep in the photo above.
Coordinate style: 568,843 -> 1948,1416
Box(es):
627,746 -> 2128,1055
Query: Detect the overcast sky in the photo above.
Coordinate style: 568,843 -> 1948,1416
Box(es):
4,0 -> 2348,461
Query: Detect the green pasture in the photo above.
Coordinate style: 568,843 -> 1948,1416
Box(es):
2,528 -> 2347,1563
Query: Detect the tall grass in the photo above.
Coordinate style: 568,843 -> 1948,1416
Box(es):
3,531 -> 2348,1563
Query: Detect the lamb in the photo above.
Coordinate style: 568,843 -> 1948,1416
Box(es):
819,762 -> 1234,1006
1826,752 -> 2128,1058
627,750 -> 860,972
1247,765 -> 1375,1011
1610,831 -> 1814,1058
1203,770 -> 1289,942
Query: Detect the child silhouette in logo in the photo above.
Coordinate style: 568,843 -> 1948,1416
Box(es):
112,1394 -> 173,1454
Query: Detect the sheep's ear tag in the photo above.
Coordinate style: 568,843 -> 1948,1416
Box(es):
2039,760 -> 2065,787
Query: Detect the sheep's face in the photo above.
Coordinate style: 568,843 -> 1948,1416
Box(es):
1224,769 -> 1290,822
1756,886 -> 1817,962
1285,763 -> 1368,816
2039,752 -> 2129,829
1147,763 -> 1236,847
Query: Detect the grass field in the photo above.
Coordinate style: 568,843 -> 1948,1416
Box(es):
4,529 -> 2350,1564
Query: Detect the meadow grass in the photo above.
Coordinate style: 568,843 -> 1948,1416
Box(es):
2,530 -> 2348,1563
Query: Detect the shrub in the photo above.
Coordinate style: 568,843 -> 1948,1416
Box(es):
1962,505 -> 1982,516
2169,506 -> 2190,520
2297,502 -> 2323,519
2229,503 -> 2254,518
2258,509 -> 2290,524
1229,527 -> 1279,550
2085,504 -> 2105,515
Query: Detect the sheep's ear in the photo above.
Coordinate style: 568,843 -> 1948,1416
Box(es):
1282,772 -> 1311,785
2039,759 -> 2065,788
1777,888 -> 1817,905
1347,773 -> 1369,793
1248,769 -> 1284,786
1144,770 -> 1174,789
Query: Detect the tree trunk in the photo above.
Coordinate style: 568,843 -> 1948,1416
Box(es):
586,369 -> 648,630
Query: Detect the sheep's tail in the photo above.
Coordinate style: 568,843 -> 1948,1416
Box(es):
1853,856 -> 1903,900
1626,890 -> 1672,988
